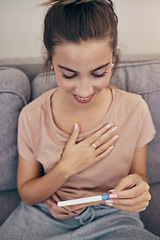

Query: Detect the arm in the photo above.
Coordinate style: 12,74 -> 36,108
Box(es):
17,155 -> 70,205
106,145 -> 151,212
17,124 -> 118,205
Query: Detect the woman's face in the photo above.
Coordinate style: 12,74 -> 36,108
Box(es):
52,40 -> 113,106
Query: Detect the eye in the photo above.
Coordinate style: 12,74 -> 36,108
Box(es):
62,73 -> 77,79
92,71 -> 107,78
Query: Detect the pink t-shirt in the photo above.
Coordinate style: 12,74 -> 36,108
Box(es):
18,87 -> 156,219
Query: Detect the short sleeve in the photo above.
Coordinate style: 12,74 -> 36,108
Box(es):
17,109 -> 37,163
135,97 -> 156,151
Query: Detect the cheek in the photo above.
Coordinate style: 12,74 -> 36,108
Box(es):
96,78 -> 110,89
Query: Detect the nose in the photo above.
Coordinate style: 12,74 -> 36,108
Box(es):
76,78 -> 93,97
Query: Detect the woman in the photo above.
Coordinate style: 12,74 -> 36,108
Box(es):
1,0 -> 158,239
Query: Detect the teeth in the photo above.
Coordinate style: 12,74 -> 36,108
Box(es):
76,95 -> 90,101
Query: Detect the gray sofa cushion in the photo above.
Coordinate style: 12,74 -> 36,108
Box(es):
0,190 -> 20,226
0,67 -> 30,191
140,182 -> 160,237
111,61 -> 160,184
31,71 -> 57,100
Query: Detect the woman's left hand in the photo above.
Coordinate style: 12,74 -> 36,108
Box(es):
106,174 -> 151,213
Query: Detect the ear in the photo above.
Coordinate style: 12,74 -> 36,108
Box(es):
45,48 -> 49,58
50,57 -> 54,70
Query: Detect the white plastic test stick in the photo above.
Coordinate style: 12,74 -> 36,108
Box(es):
57,194 -> 110,207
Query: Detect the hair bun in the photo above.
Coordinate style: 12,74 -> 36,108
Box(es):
40,0 -> 91,6
41,0 -> 113,6
60,0 -> 93,4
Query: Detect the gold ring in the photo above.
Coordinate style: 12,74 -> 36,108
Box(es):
92,143 -> 97,149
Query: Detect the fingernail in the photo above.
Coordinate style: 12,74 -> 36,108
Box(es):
112,126 -> 117,132
108,189 -> 115,194
108,145 -> 114,151
74,123 -> 78,130
106,201 -> 113,207
113,135 -> 119,140
106,123 -> 112,129
110,194 -> 118,198
106,200 -> 113,204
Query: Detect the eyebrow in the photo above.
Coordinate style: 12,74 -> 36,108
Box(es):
58,65 -> 77,73
92,62 -> 110,72
58,62 -> 110,73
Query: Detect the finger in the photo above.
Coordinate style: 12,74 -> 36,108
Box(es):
94,126 -> 118,148
112,174 -> 149,195
95,134 -> 118,156
113,175 -> 135,192
96,145 -> 114,162
115,181 -> 150,199
86,124 -> 112,145
106,191 -> 151,212
66,123 -> 80,147
108,200 -> 150,213
108,191 -> 151,206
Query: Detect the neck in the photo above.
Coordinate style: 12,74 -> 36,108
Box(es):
51,87 -> 112,134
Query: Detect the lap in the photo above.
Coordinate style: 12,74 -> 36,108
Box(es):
0,202 -> 159,240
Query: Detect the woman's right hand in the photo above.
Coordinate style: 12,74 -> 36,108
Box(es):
17,123 -> 118,205
60,123 -> 118,177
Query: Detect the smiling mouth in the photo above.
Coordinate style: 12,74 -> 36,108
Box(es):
72,93 -> 95,103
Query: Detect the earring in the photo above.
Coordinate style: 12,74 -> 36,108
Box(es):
111,63 -> 114,68
50,65 -> 54,70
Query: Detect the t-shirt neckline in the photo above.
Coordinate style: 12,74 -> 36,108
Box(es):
48,87 -> 116,139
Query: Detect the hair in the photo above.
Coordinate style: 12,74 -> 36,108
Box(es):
41,0 -> 120,76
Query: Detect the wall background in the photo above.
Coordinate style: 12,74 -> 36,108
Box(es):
0,0 -> 160,59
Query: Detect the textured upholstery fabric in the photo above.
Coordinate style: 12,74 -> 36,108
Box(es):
111,61 -> 160,184
0,190 -> 20,225
31,72 -> 57,100
0,67 -> 30,190
140,182 -> 160,237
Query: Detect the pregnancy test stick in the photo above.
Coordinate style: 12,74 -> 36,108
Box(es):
57,194 -> 110,207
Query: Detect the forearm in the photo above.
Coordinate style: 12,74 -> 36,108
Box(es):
18,162 -> 70,205
129,145 -> 148,183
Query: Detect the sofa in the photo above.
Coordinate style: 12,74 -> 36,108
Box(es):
0,54 -> 160,237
